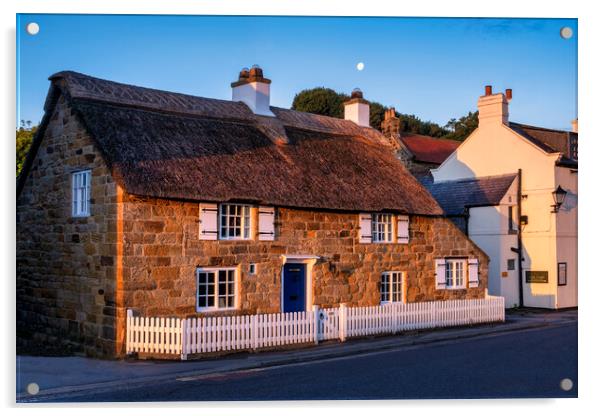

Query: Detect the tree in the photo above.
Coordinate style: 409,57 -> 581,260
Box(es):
442,111 -> 479,141
291,87 -> 347,120
291,86 -> 448,136
16,120 -> 37,176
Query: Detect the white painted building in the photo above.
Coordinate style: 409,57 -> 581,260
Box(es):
425,87 -> 577,309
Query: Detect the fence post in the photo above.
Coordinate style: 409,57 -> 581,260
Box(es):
126,309 -> 133,354
338,303 -> 347,342
313,305 -> 320,345
180,318 -> 188,361
252,314 -> 258,350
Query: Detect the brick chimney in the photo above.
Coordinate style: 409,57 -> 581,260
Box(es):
477,85 -> 509,127
571,118 -> 578,133
231,65 -> 274,117
381,108 -> 400,137
344,88 -> 370,127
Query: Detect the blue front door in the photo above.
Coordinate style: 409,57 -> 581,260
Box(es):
283,263 -> 306,313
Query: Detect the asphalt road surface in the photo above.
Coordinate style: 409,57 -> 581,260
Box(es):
49,322 -> 577,402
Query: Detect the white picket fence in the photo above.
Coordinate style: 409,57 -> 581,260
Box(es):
126,296 -> 505,359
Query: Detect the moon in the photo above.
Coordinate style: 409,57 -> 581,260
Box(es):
356,62 -> 365,71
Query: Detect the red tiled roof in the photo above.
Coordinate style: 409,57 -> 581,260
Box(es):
399,134 -> 461,164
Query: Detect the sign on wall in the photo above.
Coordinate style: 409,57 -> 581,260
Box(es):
525,270 -> 549,284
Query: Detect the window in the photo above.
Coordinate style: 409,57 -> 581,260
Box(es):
219,204 -> 251,240
507,259 -> 516,271
372,214 -> 393,243
558,262 -> 567,286
249,263 -> 257,275
445,259 -> 467,289
508,206 -> 518,234
380,271 -> 404,303
72,170 -> 91,217
196,268 -> 237,311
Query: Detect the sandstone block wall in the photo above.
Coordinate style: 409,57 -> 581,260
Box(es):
121,195 -> 489,322
16,97 -> 120,357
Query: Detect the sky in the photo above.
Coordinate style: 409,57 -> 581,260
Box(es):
16,14 -> 577,130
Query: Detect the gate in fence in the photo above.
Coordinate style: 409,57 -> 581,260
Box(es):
126,296 -> 505,360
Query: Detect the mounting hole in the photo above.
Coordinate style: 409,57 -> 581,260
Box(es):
560,27 -> 573,40
560,378 -> 573,391
27,382 -> 40,395
26,22 -> 40,36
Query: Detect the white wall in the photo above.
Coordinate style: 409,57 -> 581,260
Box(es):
555,166 -> 578,308
468,179 -> 520,307
433,121 -> 578,309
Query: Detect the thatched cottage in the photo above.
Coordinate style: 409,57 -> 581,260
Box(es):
16,68 -> 488,357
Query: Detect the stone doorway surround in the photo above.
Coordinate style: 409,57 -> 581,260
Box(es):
280,255 -> 319,312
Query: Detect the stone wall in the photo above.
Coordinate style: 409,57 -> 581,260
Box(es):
121,194 -> 489,337
396,146 -> 440,176
16,96 -> 120,357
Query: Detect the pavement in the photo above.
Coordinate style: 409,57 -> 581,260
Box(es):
16,308 -> 577,402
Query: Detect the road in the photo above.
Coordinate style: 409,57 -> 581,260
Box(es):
45,321 -> 577,402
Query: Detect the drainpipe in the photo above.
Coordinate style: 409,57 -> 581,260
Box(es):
517,169 -> 524,308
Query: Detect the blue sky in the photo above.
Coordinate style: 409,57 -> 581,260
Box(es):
16,14 -> 577,130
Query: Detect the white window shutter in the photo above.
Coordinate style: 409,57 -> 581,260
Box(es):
359,213 -> 372,243
258,206 -> 275,241
199,203 -> 218,240
468,258 -> 479,288
397,215 -> 409,244
435,258 -> 446,289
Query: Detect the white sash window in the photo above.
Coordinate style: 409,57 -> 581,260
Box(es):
372,214 -> 393,243
196,268 -> 237,311
72,170 -> 91,217
380,271 -> 405,303
445,259 -> 467,289
219,204 -> 252,240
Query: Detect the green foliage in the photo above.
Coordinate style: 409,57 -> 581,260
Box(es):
442,111 -> 479,141
291,87 -> 449,137
291,87 -> 347,120
16,120 -> 37,176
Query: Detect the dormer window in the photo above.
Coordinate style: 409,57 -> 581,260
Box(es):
219,204 -> 252,240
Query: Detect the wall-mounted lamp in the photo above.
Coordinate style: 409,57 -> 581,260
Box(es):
551,185 -> 568,213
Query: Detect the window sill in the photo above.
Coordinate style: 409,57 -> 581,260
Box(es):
444,286 -> 467,290
196,307 -> 238,313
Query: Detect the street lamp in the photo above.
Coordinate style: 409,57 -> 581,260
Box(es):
551,185 -> 568,213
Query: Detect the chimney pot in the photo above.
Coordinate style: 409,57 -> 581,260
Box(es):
505,88 -> 513,101
485,85 -> 493,96
571,118 -> 578,133
351,88 -> 364,99
249,64 -> 263,78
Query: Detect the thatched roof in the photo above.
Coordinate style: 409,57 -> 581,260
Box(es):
19,71 -> 443,215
